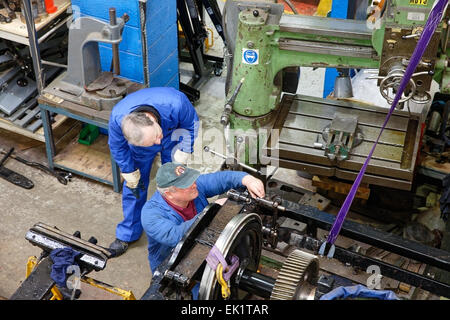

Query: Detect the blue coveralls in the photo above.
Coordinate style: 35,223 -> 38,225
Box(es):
141,171 -> 248,273
108,87 -> 199,242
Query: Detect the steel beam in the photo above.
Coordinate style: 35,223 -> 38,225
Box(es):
289,233 -> 450,299
279,200 -> 450,272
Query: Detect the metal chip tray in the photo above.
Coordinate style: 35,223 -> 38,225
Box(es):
262,94 -> 422,191
25,222 -> 111,271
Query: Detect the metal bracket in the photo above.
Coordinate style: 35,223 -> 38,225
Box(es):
322,112 -> 363,162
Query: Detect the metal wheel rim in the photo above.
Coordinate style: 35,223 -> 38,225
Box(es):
167,203 -> 220,268
198,213 -> 262,300
380,74 -> 416,103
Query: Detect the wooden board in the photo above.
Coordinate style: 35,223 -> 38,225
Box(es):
53,134 -> 113,182
0,0 -> 70,44
0,113 -> 68,142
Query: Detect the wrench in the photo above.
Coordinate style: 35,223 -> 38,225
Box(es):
203,145 -> 262,175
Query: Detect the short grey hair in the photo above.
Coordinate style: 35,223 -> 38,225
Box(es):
121,112 -> 155,145
157,186 -> 175,195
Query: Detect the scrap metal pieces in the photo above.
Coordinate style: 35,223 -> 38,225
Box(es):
95,78 -> 128,99
84,71 -> 114,92
0,67 -> 37,116
43,10 -> 131,111
84,71 -> 128,99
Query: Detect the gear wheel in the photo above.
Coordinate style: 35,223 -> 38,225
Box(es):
270,249 -> 319,300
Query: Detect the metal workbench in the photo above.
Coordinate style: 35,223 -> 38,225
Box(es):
37,93 -> 122,192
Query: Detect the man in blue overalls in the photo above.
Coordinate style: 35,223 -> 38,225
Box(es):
141,162 -> 265,275
108,87 -> 199,257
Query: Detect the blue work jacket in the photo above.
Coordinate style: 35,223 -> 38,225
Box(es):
141,171 -> 248,272
108,87 -> 199,173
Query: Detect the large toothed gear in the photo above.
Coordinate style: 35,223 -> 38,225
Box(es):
270,249 -> 319,300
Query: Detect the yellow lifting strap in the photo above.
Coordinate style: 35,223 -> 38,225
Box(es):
204,27 -> 214,52
216,264 -> 231,299
315,0 -> 332,17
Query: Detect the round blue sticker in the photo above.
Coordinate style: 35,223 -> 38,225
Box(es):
243,49 -> 259,64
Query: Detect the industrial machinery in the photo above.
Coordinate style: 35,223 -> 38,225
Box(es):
10,1 -> 450,302
142,199 -> 320,300
41,8 -> 139,111
12,192 -> 450,300
10,222 -> 135,300
220,0 -> 450,191
0,28 -> 67,132
142,189 -> 450,300
177,0 -> 226,102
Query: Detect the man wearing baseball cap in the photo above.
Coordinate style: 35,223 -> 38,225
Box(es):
140,162 -> 265,274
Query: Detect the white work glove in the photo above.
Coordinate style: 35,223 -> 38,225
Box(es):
242,175 -> 265,199
173,149 -> 190,164
121,169 -> 141,189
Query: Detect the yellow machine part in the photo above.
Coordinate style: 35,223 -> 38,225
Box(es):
26,256 -> 136,300
216,264 -> 231,299
204,27 -> 214,52
81,277 -> 136,300
315,0 -> 332,17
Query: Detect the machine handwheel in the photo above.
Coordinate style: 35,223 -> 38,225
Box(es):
379,73 -> 416,104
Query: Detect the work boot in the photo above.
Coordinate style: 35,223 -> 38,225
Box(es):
108,239 -> 129,257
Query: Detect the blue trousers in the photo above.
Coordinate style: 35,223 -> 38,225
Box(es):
116,141 -> 177,242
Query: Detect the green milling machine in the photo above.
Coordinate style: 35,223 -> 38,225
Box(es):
220,0 -> 450,191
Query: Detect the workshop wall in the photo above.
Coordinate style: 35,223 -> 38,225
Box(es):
70,0 -> 179,88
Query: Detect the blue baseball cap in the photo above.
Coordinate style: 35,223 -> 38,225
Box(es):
156,162 -> 200,189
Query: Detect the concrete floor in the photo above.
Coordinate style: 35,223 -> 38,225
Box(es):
0,152 -> 152,299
